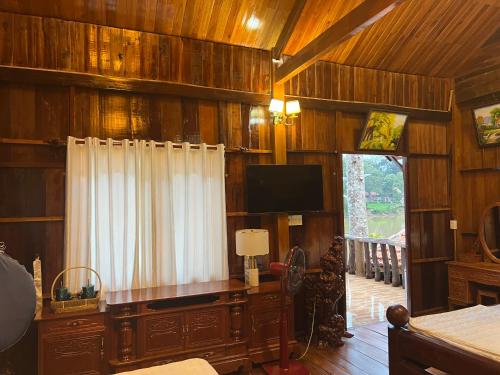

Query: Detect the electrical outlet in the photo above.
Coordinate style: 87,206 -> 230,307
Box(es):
450,220 -> 458,230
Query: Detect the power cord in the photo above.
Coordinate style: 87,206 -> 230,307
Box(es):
296,298 -> 316,360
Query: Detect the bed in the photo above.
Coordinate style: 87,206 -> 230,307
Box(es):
119,358 -> 219,375
386,304 -> 500,375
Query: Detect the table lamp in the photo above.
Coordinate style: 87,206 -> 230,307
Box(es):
236,229 -> 269,287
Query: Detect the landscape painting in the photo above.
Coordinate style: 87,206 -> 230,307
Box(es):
473,103 -> 500,147
359,111 -> 408,152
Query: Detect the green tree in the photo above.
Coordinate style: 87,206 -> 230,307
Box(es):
490,107 -> 500,126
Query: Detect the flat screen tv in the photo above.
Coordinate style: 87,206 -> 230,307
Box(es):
246,164 -> 324,213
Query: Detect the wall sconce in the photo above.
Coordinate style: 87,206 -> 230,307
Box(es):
269,99 -> 301,125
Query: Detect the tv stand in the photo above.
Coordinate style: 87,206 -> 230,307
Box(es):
106,280 -> 250,373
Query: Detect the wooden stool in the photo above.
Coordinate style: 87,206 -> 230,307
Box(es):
476,289 -> 499,306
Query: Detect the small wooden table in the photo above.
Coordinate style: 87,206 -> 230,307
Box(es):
447,261 -> 500,309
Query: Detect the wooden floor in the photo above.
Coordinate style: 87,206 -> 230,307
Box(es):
346,273 -> 406,328
252,322 -> 390,375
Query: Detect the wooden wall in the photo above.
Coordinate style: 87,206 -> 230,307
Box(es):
0,10 -> 455,318
285,61 -> 454,316
0,11 -> 274,296
0,11 -> 271,92
452,97 -> 500,262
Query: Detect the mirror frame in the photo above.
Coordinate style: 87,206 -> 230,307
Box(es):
478,201 -> 500,264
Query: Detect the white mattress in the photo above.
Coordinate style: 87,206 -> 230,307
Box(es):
409,304 -> 500,363
120,358 -> 218,375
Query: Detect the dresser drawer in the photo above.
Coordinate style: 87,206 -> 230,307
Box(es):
448,278 -> 469,303
39,314 -> 105,335
250,293 -> 281,308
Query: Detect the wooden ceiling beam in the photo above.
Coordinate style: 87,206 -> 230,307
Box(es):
272,0 -> 307,60
274,0 -> 406,85
0,65 -> 270,106
455,65 -> 500,104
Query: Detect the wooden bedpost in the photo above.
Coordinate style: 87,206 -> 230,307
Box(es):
386,304 -> 410,375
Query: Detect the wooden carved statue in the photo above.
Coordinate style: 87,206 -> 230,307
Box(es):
304,236 -> 353,348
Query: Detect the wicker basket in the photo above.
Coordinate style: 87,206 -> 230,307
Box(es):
50,266 -> 102,314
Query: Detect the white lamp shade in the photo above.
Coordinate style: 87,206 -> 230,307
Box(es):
269,99 -> 284,114
285,100 -> 301,115
236,229 -> 269,256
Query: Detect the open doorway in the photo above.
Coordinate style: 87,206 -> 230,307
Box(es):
342,154 -> 408,328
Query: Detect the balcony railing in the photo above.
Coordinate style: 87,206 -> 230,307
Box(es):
344,235 -> 407,289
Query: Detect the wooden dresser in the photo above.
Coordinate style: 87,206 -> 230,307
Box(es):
447,261 -> 500,309
36,304 -> 108,375
35,279 -> 296,374
247,281 -> 296,364
105,280 -> 249,374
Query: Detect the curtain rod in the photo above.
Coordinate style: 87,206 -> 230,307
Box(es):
71,138 -> 221,150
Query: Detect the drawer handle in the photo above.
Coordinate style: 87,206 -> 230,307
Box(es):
263,294 -> 279,301
201,351 -> 215,359
68,321 -> 80,327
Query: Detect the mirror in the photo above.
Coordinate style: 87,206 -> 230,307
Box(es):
479,202 -> 500,264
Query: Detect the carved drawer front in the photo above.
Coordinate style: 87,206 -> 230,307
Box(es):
250,293 -> 280,308
142,313 -> 185,356
40,314 -> 105,335
185,307 -> 227,349
40,331 -> 105,375
250,308 -> 280,348
448,278 -> 468,303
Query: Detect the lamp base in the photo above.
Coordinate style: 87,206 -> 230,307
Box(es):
244,256 -> 260,287
263,360 -> 310,375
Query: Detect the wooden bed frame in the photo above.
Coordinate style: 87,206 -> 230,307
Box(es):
386,305 -> 499,375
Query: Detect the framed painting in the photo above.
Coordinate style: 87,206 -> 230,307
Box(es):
472,103 -> 500,147
358,110 -> 408,152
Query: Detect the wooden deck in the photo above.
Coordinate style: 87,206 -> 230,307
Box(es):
346,273 -> 406,327
252,322 -> 389,375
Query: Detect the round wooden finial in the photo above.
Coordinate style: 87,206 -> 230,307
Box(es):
386,304 -> 409,328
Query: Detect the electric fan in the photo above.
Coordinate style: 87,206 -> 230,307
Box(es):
263,246 -> 309,375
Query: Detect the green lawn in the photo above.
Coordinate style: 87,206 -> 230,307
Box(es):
366,202 -> 403,214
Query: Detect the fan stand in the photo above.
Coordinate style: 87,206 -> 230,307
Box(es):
263,260 -> 309,375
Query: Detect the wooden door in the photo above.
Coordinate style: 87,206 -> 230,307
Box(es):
406,120 -> 452,316
40,330 -> 105,375
185,307 -> 227,349
141,312 -> 185,356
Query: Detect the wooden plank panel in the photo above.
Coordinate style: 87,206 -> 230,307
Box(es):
198,100 -> 219,145
0,221 -> 64,293
0,12 -> 272,94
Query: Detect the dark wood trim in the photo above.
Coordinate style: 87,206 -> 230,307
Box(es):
0,138 -> 66,146
271,0 -> 307,60
0,65 -> 271,105
408,153 -> 450,159
411,256 -> 453,264
275,0 -> 406,84
460,167 -> 500,174
226,210 -> 337,217
0,216 -> 64,223
286,95 -> 452,122
286,149 -> 338,155
409,208 -> 451,213
225,148 -> 273,154
0,162 -> 65,168
455,65 -> 500,104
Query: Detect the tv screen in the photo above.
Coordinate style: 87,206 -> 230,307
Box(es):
246,164 -> 324,213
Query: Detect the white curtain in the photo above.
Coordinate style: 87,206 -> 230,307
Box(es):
64,137 -> 228,293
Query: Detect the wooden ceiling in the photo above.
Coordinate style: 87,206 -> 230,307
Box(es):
0,0 -> 295,50
285,0 -> 500,77
2,0 -> 499,78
